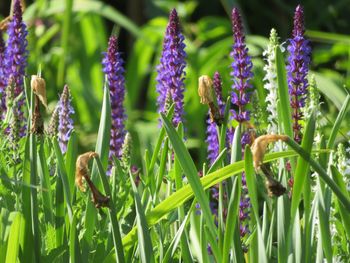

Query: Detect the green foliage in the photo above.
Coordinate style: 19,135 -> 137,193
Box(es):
1,0 -> 350,261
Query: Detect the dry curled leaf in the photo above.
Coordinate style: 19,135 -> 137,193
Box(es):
251,134 -> 288,171
75,151 -> 110,208
198,75 -> 213,104
75,151 -> 98,192
198,75 -> 223,125
31,75 -> 47,108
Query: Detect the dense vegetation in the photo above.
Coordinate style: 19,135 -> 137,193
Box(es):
1,0 -> 350,262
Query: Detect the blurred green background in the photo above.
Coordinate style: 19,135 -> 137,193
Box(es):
1,0 -> 350,165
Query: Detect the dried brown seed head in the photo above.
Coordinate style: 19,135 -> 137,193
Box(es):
31,75 -> 47,108
198,75 -> 213,104
251,134 -> 288,171
265,176 -> 286,197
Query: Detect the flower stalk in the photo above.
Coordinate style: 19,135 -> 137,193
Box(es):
287,5 -> 311,143
156,9 -> 186,126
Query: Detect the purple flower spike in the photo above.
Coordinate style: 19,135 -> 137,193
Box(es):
287,5 -> 311,143
156,9 -> 186,126
230,8 -> 254,123
58,85 -> 74,153
206,120 -> 219,165
0,32 -> 6,119
4,0 -> 28,133
213,71 -> 225,115
102,36 -> 126,160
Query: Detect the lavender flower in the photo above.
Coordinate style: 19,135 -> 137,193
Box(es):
156,9 -> 186,126
102,36 -> 126,160
0,32 -> 6,119
4,0 -> 28,134
206,121 -> 219,165
58,85 -> 74,153
230,8 -> 254,123
213,72 -> 225,114
287,5 -> 311,143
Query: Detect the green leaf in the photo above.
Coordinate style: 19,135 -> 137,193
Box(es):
222,177 -> 241,263
65,131 -> 78,199
122,150 -> 302,250
316,180 -> 333,262
244,146 -> 267,263
53,138 -> 73,222
275,46 -> 293,139
56,0 -> 73,87
94,157 -> 125,263
24,0 -> 142,37
290,112 -> 316,222
130,174 -> 155,263
327,94 -> 350,149
84,81 -> 111,245
5,212 -> 23,263
330,166 -> 350,239
160,113 -> 222,262
162,202 -> 195,263
312,72 -> 347,110
27,87 -> 41,262
69,213 -> 82,263
37,139 -> 54,224
21,137 -> 34,263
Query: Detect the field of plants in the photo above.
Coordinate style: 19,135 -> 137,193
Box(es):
1,0 -> 350,262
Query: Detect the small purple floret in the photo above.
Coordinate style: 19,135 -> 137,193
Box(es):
58,85 -> 74,153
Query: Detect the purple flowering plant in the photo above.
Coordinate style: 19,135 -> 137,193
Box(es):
156,8 -> 186,126
1,2 -> 350,263
102,36 -> 127,162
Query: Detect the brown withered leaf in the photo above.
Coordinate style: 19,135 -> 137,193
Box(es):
198,75 -> 213,104
75,151 -> 98,192
251,134 -> 288,171
31,75 -> 47,108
